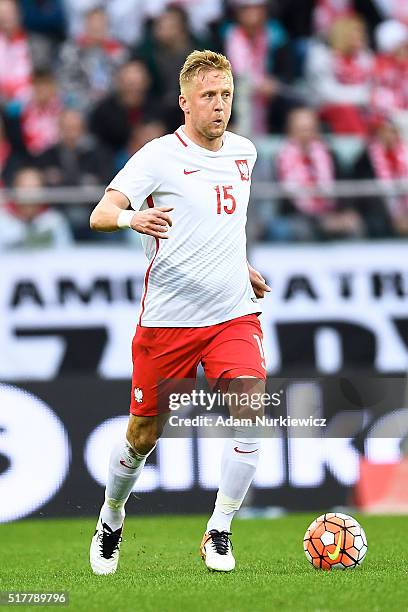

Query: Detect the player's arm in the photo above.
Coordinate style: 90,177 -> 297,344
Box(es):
89,189 -> 173,239
247,262 -> 271,298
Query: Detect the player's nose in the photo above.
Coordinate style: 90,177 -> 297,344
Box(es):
213,94 -> 223,111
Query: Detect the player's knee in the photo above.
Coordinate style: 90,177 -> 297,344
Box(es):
128,430 -> 157,455
126,418 -> 161,456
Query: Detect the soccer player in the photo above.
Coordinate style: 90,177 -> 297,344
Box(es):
89,50 -> 270,575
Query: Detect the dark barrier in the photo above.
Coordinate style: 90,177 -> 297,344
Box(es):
1,376 -> 407,523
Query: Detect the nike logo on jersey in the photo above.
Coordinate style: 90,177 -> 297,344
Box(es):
234,446 -> 258,454
184,169 -> 200,175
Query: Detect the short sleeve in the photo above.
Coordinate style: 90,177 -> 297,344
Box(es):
106,141 -> 161,210
248,140 -> 257,170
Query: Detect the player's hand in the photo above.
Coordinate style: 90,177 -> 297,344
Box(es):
131,207 -> 174,239
248,263 -> 271,298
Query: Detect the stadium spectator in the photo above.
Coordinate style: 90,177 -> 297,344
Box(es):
306,14 -> 373,134
58,6 -> 127,111
115,119 -> 166,172
313,0 -> 353,38
63,0 -> 148,47
273,107 -> 362,241
19,0 -> 66,69
89,60 -> 157,152
20,69 -> 61,156
224,0 -> 298,134
313,1 -> 384,44
37,108 -> 113,240
38,108 -> 113,186
0,166 -> 73,249
371,20 -> 408,114
145,0 -> 224,39
135,5 -> 200,131
0,0 -> 32,106
352,114 -> 407,236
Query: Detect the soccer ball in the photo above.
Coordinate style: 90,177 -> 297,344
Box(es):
303,512 -> 367,570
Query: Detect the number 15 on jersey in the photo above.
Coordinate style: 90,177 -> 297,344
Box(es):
215,185 -> 236,215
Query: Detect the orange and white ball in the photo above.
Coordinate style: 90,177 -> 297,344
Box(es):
303,512 -> 367,570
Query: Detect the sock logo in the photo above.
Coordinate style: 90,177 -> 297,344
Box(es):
234,446 -> 258,454
119,459 -> 134,469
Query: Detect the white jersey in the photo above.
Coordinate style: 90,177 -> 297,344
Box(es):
107,126 -> 261,327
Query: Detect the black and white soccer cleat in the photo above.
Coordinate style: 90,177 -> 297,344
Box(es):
90,517 -> 123,575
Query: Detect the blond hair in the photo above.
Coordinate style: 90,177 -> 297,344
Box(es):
179,49 -> 233,94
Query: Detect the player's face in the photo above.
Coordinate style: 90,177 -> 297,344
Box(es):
181,70 -> 233,141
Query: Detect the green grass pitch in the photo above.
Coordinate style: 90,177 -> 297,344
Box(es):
0,514 -> 407,612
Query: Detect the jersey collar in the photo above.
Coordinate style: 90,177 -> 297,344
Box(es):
174,126 -> 227,157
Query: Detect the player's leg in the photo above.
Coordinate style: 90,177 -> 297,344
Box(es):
200,315 -> 266,571
200,376 -> 265,572
90,413 -> 168,576
100,413 -> 169,530
91,324 -> 200,575
207,376 -> 265,533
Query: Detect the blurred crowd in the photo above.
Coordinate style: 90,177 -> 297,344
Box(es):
1,0 -> 408,248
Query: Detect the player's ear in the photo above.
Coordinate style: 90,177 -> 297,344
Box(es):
179,94 -> 190,114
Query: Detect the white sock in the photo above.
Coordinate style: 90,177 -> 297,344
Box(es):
100,438 -> 154,530
207,436 -> 259,533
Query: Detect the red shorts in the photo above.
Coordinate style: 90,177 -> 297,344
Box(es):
130,313 -> 266,417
